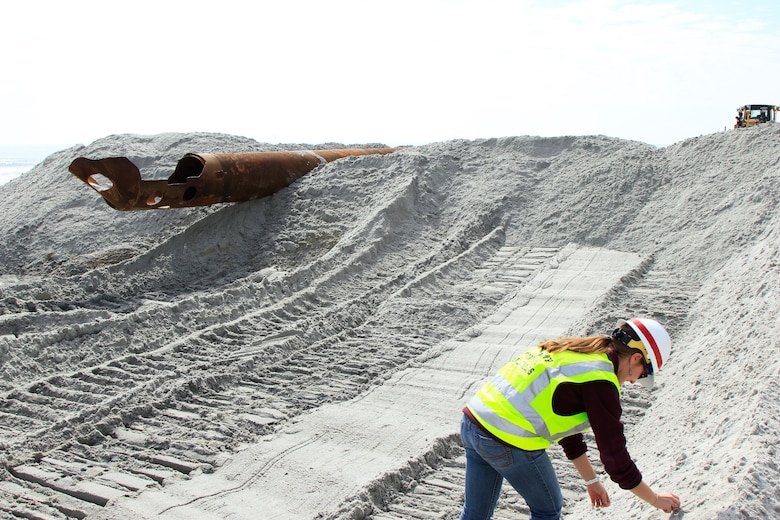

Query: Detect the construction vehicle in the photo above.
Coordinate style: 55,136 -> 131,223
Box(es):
734,104 -> 778,128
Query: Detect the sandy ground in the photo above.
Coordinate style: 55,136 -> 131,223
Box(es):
0,127 -> 778,519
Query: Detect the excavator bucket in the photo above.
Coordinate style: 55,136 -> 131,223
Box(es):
69,148 -> 398,211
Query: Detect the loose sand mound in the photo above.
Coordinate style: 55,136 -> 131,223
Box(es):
0,127 -> 778,519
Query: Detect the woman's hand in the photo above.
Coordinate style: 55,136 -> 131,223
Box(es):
587,481 -> 611,508
653,492 -> 681,513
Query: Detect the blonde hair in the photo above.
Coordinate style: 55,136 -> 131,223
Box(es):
539,335 -> 616,354
539,325 -> 644,359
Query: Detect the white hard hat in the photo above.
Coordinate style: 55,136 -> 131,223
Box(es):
616,318 -> 671,388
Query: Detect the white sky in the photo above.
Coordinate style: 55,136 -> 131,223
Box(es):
2,0 -> 779,148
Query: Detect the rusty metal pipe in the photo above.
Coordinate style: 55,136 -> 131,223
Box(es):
68,148 -> 398,211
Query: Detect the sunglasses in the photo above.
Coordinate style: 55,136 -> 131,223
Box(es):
612,327 -> 654,379
639,359 -> 654,379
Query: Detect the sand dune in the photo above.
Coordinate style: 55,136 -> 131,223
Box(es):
0,127 -> 778,519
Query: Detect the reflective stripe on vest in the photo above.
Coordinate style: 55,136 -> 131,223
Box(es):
467,349 -> 620,450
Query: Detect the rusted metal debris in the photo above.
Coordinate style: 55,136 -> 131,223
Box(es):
68,148 -> 398,211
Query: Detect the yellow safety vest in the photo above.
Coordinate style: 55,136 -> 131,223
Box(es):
466,348 -> 620,450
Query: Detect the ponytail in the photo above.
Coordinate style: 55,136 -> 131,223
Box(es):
538,335 -> 616,354
539,331 -> 645,359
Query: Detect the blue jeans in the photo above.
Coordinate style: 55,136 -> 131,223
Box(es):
459,415 -> 563,520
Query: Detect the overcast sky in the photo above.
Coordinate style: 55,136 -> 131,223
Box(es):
2,0 -> 779,149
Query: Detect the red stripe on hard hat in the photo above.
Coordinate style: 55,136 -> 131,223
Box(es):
630,319 -> 663,369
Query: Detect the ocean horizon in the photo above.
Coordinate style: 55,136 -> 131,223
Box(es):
0,144 -> 72,186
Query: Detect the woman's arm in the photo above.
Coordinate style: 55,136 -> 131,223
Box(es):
630,481 -> 681,513
571,453 -> 610,508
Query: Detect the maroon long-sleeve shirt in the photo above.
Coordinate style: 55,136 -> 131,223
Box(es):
463,350 -> 642,490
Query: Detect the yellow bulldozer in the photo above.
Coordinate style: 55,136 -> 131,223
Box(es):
734,104 -> 778,128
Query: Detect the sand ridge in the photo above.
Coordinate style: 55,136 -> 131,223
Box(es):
0,126 -> 778,518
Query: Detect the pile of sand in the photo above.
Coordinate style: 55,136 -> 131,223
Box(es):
0,126 -> 777,519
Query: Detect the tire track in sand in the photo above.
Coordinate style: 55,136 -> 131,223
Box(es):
0,228 -> 558,518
